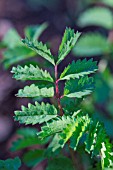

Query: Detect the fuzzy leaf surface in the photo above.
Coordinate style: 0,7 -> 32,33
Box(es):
22,38 -> 55,65
14,102 -> 57,125
17,84 -> 54,98
57,28 -> 81,64
11,64 -> 53,82
60,58 -> 97,80
64,76 -> 95,98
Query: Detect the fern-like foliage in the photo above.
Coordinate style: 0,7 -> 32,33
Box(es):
14,102 -> 57,125
60,58 -> 97,80
11,27 -> 113,169
11,64 -> 53,82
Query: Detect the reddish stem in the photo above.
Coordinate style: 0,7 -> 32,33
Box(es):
55,65 -> 64,116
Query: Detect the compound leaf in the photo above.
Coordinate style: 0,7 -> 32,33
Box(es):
60,58 -> 97,80
11,64 -> 53,82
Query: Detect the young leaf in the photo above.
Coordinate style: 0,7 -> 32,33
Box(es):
11,64 -> 53,82
22,38 -> 55,65
57,28 -> 81,65
60,58 -> 97,80
22,149 -> 44,167
14,102 -> 57,125
0,157 -> 21,170
72,33 -> 111,57
77,7 -> 113,29
64,76 -> 95,98
16,84 -> 54,98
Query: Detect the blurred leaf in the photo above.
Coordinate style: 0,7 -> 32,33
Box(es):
3,29 -> 21,48
25,22 -> 48,41
0,157 -> 21,170
11,128 -> 47,151
46,157 -> 74,170
3,46 -> 36,69
99,0 -> 113,7
23,149 -> 44,167
73,33 -> 111,57
77,7 -> 113,29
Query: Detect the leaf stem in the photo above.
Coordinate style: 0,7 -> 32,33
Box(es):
55,65 -> 64,116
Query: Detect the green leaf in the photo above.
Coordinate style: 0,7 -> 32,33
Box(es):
14,102 -> 57,125
25,22 -> 48,41
77,7 -> 113,29
3,29 -> 21,48
57,28 -> 81,65
64,76 -> 95,98
0,157 -> 21,170
46,157 -> 74,170
11,64 -> 53,82
73,33 -> 111,57
3,46 -> 36,69
37,116 -> 73,139
11,128 -> 46,151
23,149 -> 44,167
16,84 -> 54,98
60,58 -> 97,80
22,38 -> 55,65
